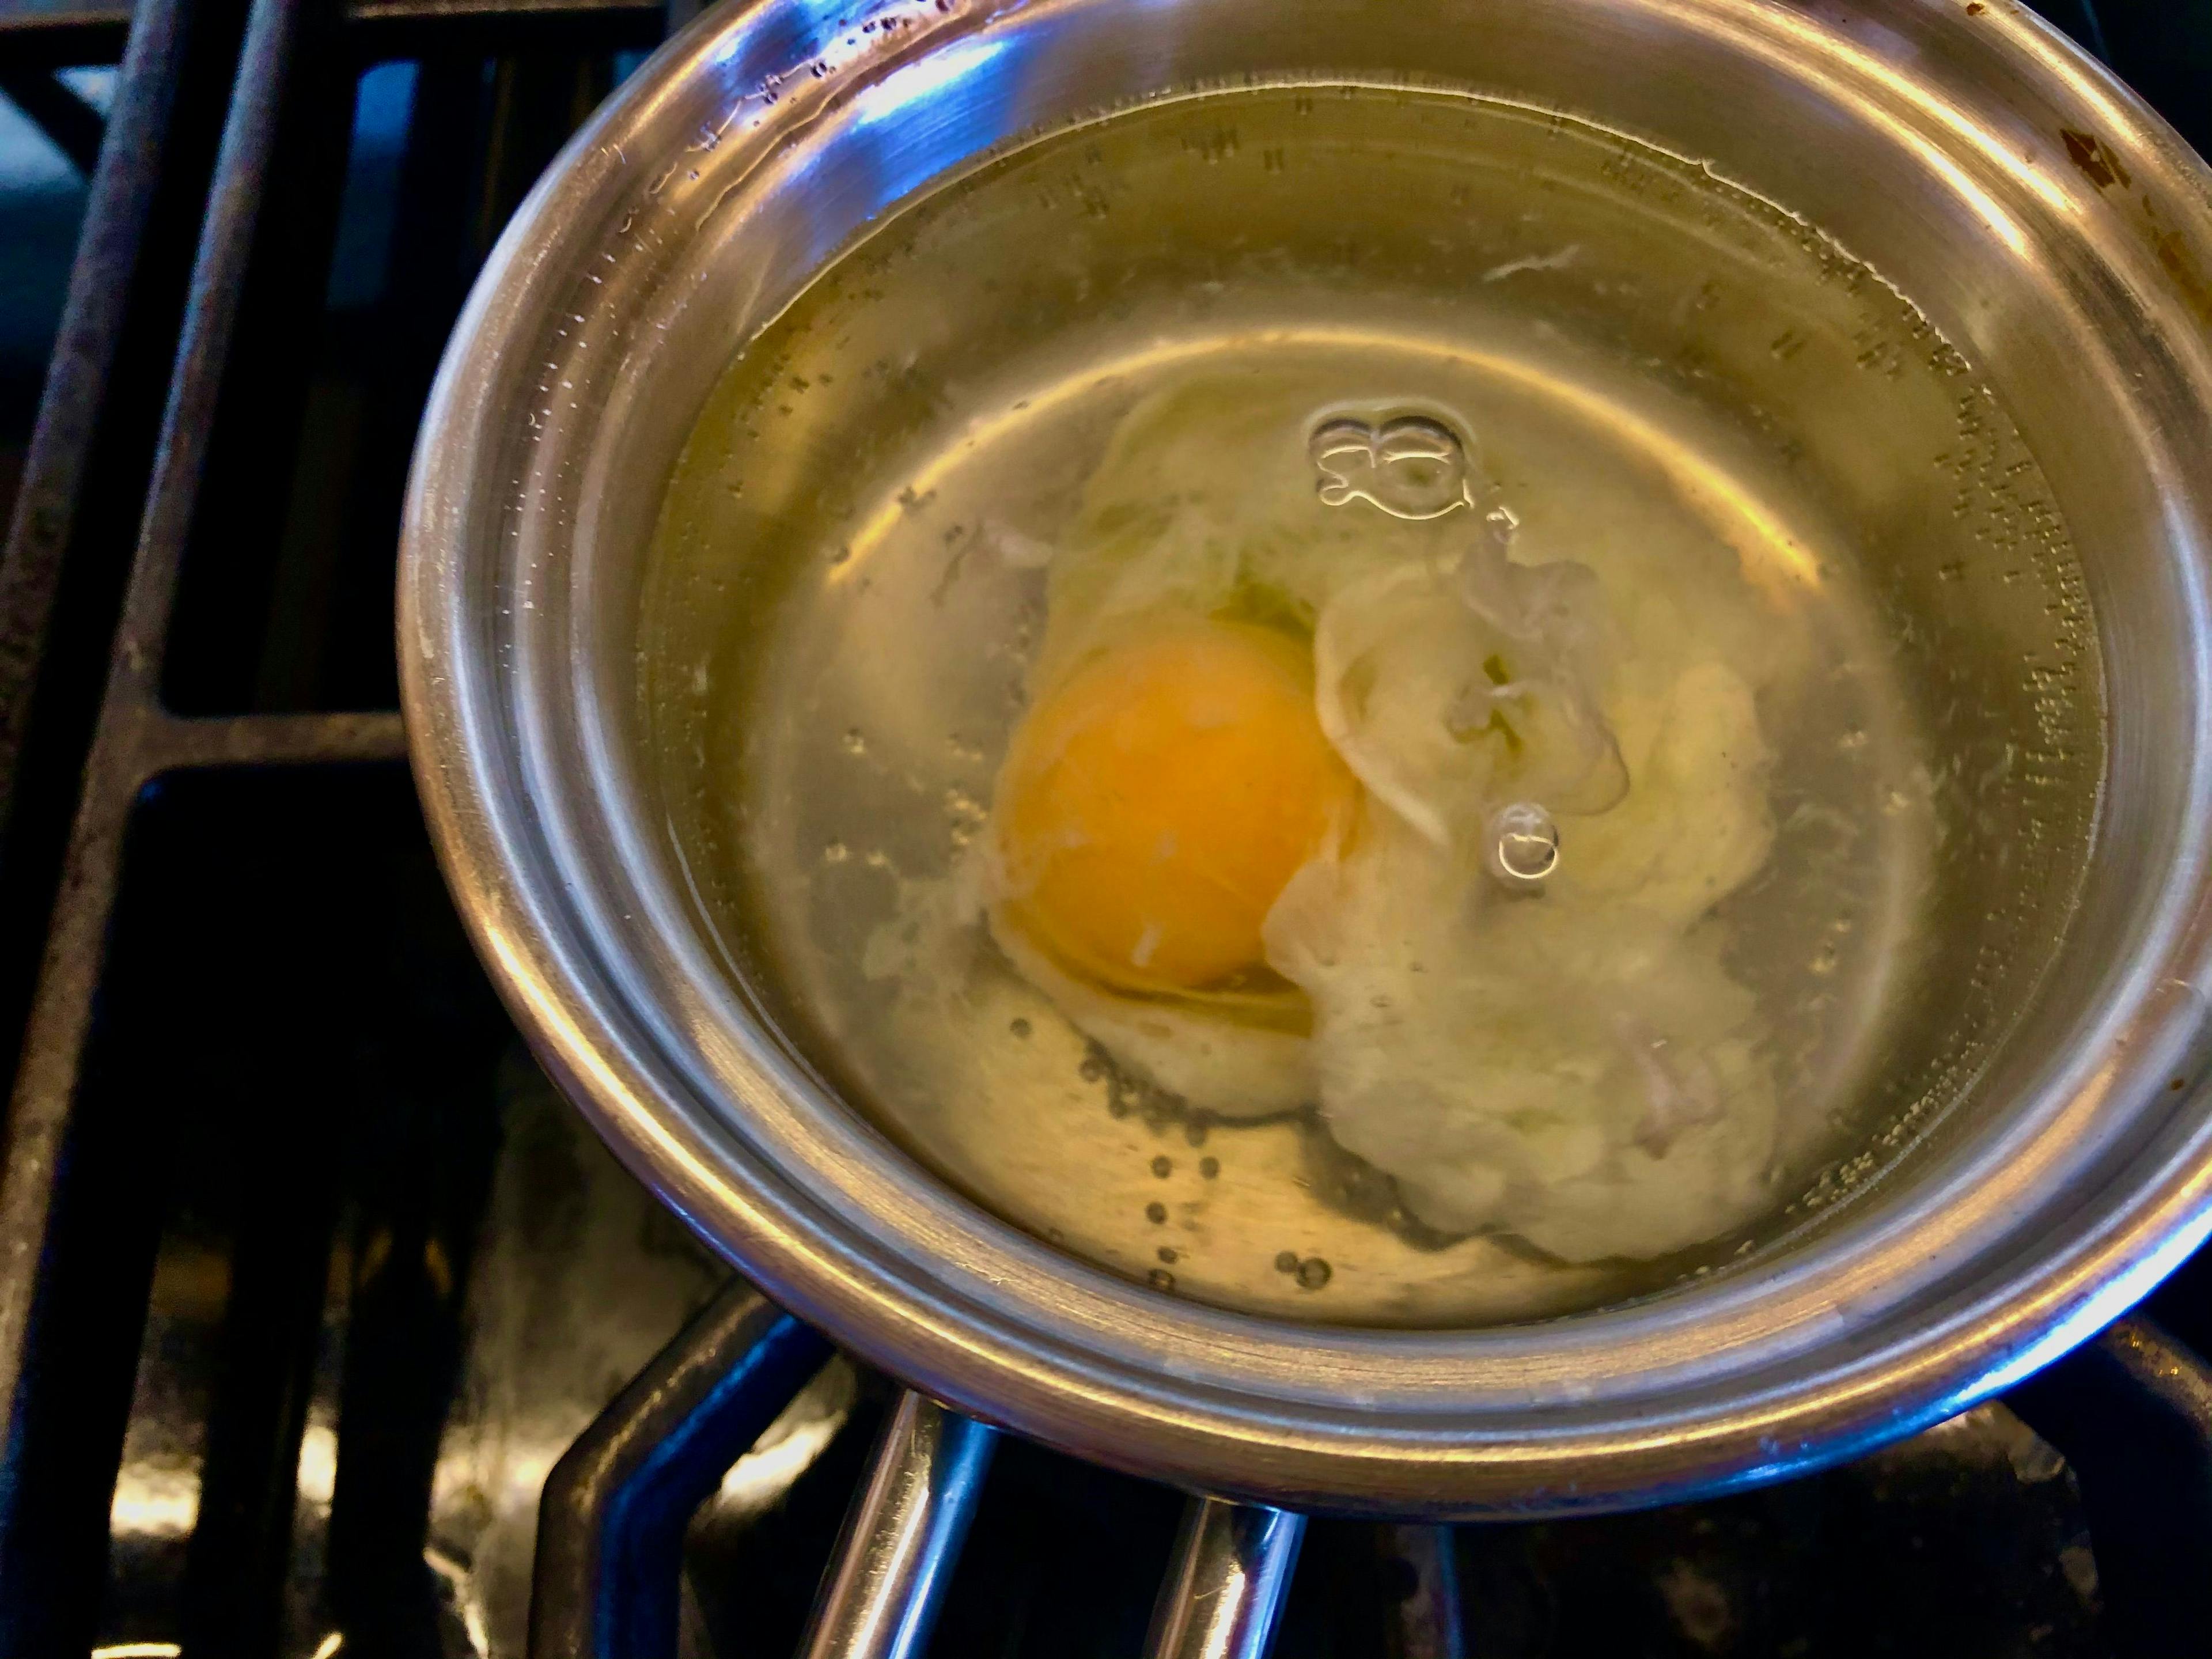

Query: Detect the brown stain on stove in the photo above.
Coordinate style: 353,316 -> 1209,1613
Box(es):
2061,128 -> 2129,190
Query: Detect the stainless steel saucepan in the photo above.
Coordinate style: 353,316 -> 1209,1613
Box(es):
399,0 -> 2212,1650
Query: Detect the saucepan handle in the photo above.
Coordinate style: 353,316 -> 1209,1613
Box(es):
532,1291 -> 1316,1659
530,1279 -> 830,1659
798,1391 -> 1312,1659
797,1389 -> 1001,1658
1144,1495 -> 1309,1659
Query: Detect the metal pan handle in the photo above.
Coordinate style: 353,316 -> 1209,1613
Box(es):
798,1389 -> 1000,1659
1144,1496 -> 1308,1659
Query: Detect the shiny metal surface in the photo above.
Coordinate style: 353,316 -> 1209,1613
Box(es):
400,0 -> 2212,1512
99,1241 -> 224,1646
529,1277 -> 827,1658
92,1024 -> 866,1659
427,1050 -> 731,1659
1143,1499 -> 1306,1659
797,1392 -> 998,1659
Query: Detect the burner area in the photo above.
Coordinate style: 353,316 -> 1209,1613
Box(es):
2,1 -> 2212,1654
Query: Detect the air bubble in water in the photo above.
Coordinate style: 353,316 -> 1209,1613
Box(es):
1484,801 -> 1560,893
1309,414 -> 1475,520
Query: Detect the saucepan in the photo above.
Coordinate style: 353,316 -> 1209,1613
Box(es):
399,0 -> 2212,1649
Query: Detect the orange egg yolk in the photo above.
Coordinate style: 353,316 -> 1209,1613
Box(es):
994,619 -> 1356,991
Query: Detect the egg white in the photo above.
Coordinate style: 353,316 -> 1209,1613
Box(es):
866,373 -> 1800,1266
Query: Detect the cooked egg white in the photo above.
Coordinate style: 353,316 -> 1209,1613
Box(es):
867,374 -> 1796,1265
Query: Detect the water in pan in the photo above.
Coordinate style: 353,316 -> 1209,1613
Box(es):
641,85 -> 2101,1325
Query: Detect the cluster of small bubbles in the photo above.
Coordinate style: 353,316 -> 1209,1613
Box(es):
1082,1043 -> 1190,1128
1271,1252 -> 1334,1289
1181,125 -> 1240,164
943,785 -> 986,849
1798,1143 -> 1885,1211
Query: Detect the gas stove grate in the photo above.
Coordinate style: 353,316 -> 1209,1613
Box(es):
2,0 -> 2212,1654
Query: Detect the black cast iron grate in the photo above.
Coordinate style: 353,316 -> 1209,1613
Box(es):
3,0 -> 2212,1654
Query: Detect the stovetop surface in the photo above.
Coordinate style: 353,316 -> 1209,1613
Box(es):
2,2 -> 2211,1655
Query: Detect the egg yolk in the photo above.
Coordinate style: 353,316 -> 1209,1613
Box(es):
995,619 -> 1355,991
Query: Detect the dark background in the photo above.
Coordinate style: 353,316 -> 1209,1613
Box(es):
0,1 -> 2209,1655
